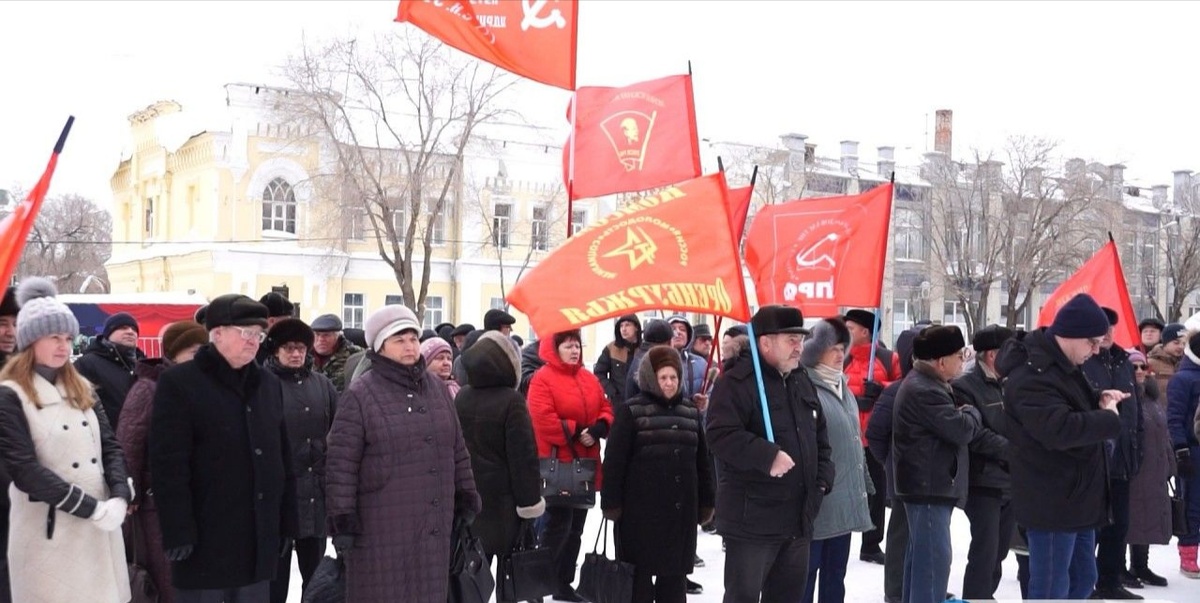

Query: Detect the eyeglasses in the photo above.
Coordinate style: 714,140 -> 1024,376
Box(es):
1087,337 -> 1103,348
229,326 -> 267,343
1133,363 -> 1148,371
280,343 -> 308,354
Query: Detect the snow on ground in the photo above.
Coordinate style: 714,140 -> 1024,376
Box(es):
286,506 -> 1200,602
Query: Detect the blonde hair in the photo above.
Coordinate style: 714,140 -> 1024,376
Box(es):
0,349 -> 95,411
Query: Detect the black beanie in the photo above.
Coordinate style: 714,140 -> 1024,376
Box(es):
1048,294 -> 1109,339
1189,332 -> 1200,362
642,319 -> 673,345
0,287 -> 18,317
102,312 -> 139,339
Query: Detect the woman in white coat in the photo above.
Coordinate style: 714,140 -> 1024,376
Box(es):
0,277 -> 132,602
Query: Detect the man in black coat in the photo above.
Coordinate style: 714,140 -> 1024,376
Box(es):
706,305 -> 834,603
1081,308 -> 1145,598
74,312 -> 145,427
998,293 -> 1127,600
0,286 -> 17,603
593,314 -> 641,404
894,325 -> 981,603
151,294 -> 298,601
951,325 -> 1015,600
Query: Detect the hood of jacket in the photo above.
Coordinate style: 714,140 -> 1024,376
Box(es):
463,331 -> 520,389
635,347 -> 685,404
613,313 -> 642,350
666,315 -> 693,346
539,335 -> 582,374
133,357 -> 171,382
996,328 -> 1075,378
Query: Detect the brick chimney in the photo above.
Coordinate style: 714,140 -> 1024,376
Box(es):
1174,170 -> 1193,207
1152,185 -> 1169,206
840,140 -> 859,173
877,146 -> 895,180
934,109 -> 953,156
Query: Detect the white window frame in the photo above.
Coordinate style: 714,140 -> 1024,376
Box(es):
424,296 -> 444,328
493,202 -> 512,249
262,177 -> 298,235
342,293 -> 365,329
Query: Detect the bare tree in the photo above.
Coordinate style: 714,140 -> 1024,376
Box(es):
277,32 -> 517,316
1157,215 -> 1200,321
3,191 -> 112,292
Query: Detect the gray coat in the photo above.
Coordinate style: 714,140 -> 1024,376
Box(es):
809,372 -> 875,540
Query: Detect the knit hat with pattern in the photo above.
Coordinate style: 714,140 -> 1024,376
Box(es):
15,277 -> 79,351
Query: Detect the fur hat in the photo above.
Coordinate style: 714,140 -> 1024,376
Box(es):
193,304 -> 208,325
267,318 -> 314,349
844,309 -> 877,333
638,345 -> 684,398
365,305 -> 421,353
972,325 -> 1016,353
204,294 -> 268,331
15,277 -> 79,351
1138,318 -> 1165,332
258,292 -> 294,318
483,308 -> 516,331
161,320 -> 208,360
0,287 -> 18,317
801,318 -> 851,368
751,305 -> 809,336
1048,294 -> 1109,339
913,325 -> 966,360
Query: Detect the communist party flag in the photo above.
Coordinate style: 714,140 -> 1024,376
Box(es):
507,173 -> 751,336
1036,240 -> 1140,348
395,0 -> 577,90
563,74 -> 701,200
744,184 -> 894,318
728,185 -> 753,242
0,117 -> 74,288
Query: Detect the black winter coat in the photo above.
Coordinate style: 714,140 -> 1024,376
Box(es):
74,337 -> 143,427
518,340 -> 544,395
150,345 -> 298,590
266,357 -> 338,540
893,366 -> 980,507
455,331 -> 543,558
998,329 -> 1122,531
951,364 -> 1011,493
706,353 -> 834,541
602,358 -> 715,575
865,380 -> 902,502
1082,346 -> 1144,480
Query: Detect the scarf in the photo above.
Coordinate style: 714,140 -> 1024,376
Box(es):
812,363 -> 844,394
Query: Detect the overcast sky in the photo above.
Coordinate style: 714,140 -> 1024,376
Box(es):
2,0 -> 1198,205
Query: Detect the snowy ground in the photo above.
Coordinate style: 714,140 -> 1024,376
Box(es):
285,506 -> 1200,602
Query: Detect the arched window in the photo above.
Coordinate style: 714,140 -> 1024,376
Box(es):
262,177 -> 297,234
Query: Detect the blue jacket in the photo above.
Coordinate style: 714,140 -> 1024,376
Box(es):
1167,353 -> 1200,450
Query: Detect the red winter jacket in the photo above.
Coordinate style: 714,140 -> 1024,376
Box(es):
845,342 -> 902,446
527,337 -> 615,487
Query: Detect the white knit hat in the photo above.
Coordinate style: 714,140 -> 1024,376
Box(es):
15,277 -> 79,351
365,304 -> 421,353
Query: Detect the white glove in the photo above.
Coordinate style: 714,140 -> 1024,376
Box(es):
90,498 -> 128,532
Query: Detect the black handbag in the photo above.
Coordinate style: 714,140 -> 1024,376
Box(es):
540,420 -> 597,509
498,520 -> 557,602
301,556 -> 346,603
448,521 -> 495,603
576,519 -> 634,603
126,515 -> 160,603
1172,476 -> 1189,537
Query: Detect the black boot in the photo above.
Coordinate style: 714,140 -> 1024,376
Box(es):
1130,544 -> 1169,587
1120,569 -> 1145,589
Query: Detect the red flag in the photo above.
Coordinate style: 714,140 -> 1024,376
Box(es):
396,0 -> 577,90
744,184 -> 894,318
0,117 -> 74,288
1036,241 -> 1140,348
507,173 -> 751,336
728,185 -> 753,242
563,74 -> 701,200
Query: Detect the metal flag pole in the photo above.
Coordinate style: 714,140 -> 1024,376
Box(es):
866,172 -> 897,383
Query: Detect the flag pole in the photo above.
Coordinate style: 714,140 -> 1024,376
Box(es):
866,172 -> 897,383
566,94 -> 578,239
0,116 -> 75,288
746,322 -> 776,443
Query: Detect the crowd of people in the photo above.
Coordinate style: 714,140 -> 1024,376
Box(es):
0,275 -> 1198,603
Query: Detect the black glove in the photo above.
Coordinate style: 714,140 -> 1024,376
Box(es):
279,537 -> 293,558
165,545 -> 194,562
332,534 -> 355,556
588,419 -> 610,439
1177,448 -> 1194,478
862,380 -> 884,401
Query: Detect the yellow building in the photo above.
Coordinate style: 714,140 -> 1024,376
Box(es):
107,83 -> 617,349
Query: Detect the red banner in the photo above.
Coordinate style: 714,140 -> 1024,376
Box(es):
563,74 -> 701,200
1036,241 -> 1140,348
507,173 -> 751,336
395,0 -> 577,90
728,185 -> 753,242
0,117 -> 74,288
744,184 -> 894,318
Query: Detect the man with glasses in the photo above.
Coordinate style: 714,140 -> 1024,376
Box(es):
706,305 -> 834,603
1082,308 -> 1145,597
999,293 -> 1128,600
151,294 -> 298,603
893,325 -> 981,603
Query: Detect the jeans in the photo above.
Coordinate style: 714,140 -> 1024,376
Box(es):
722,536 -> 811,603
270,536 -> 327,603
961,492 -> 1014,600
1096,478 -> 1131,588
175,581 -> 269,603
1026,529 -> 1098,600
902,503 -> 953,603
803,534 -> 852,603
862,451 -> 887,554
884,502 -> 908,602
542,506 -> 589,590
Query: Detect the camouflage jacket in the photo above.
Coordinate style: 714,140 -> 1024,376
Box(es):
315,338 -> 363,393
